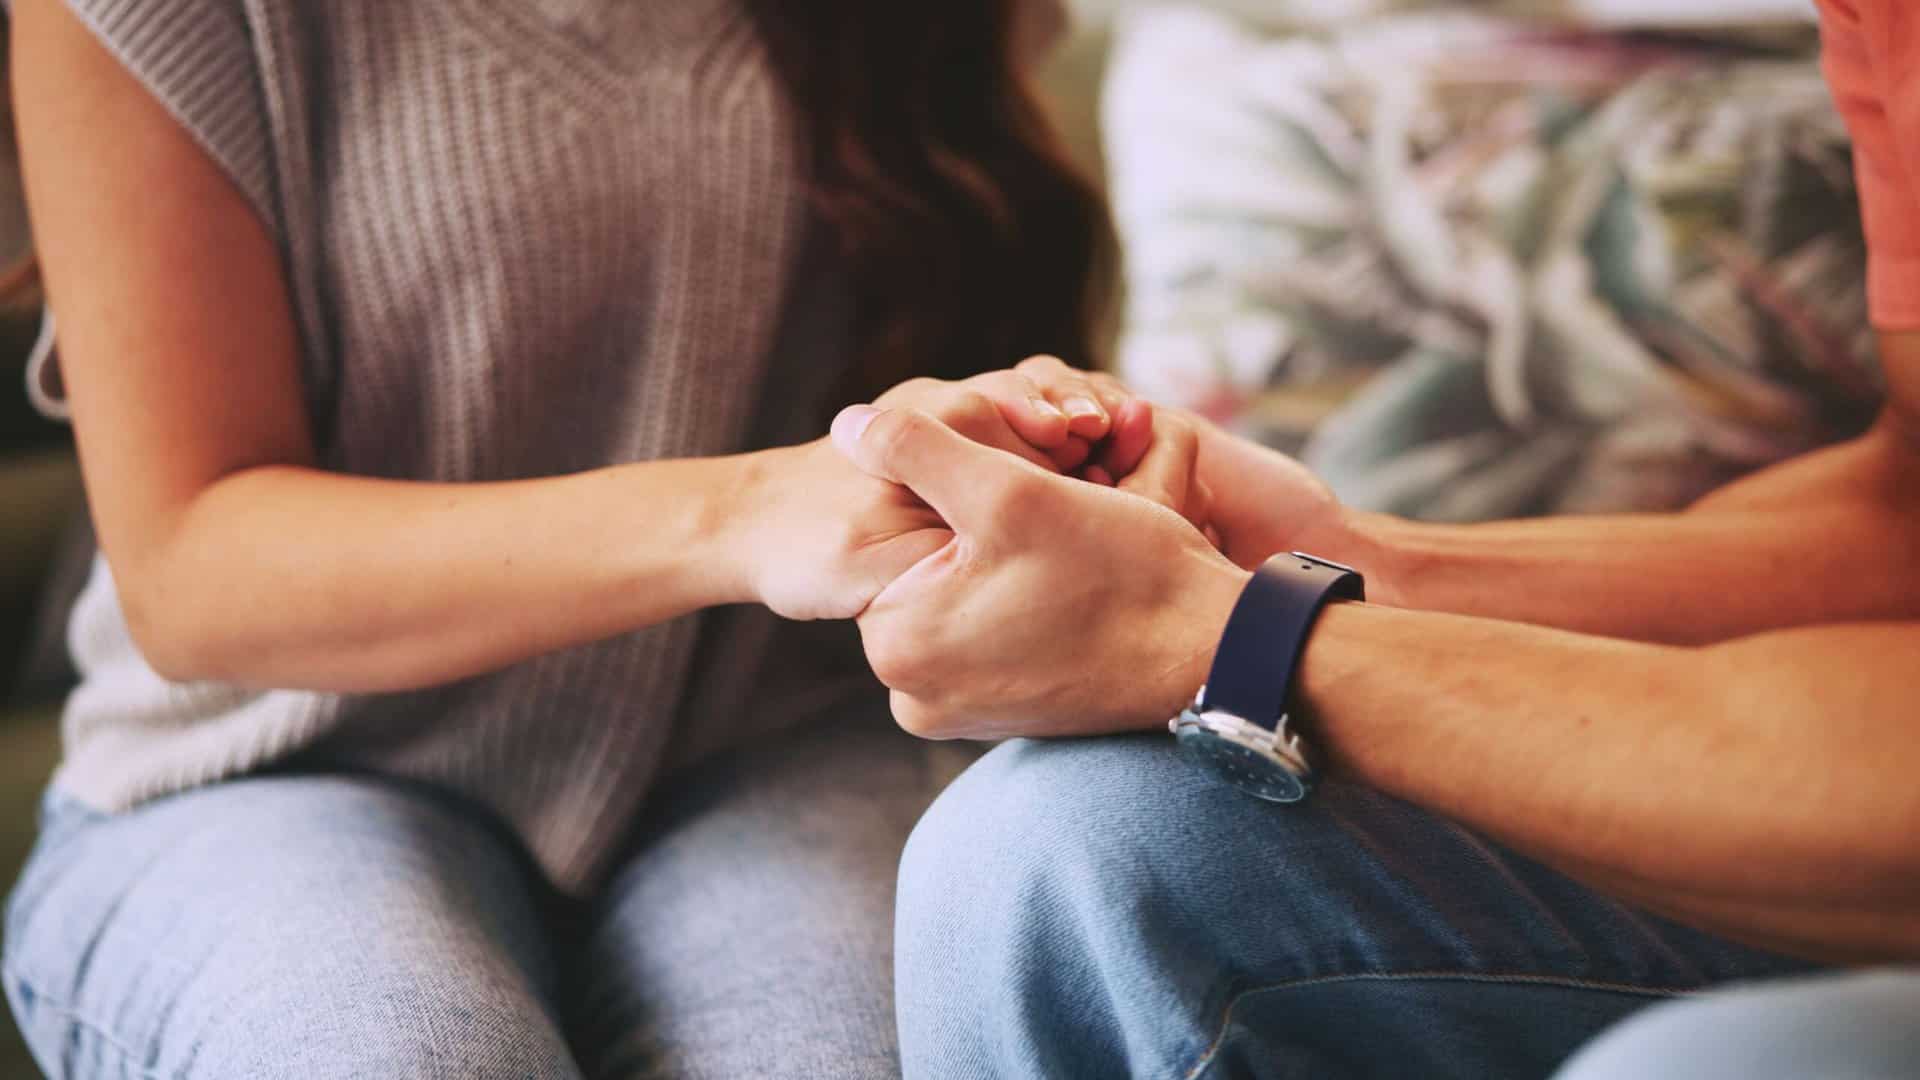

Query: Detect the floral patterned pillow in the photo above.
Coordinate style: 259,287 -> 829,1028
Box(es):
1104,4 -> 1879,520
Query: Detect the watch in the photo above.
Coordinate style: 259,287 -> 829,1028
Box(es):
1169,552 -> 1364,802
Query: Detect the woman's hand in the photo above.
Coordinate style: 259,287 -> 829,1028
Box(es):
720,438 -> 952,622
872,355 -> 1141,475
719,357 -> 1157,624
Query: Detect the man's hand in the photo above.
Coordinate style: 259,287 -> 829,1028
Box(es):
830,403 -> 1251,740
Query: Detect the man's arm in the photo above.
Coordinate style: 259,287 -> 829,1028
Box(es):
1293,341 -> 1920,644
834,404 -> 1920,965
1298,602 -> 1920,964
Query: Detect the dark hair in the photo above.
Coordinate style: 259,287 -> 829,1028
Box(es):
744,0 -> 1114,397
0,10 -> 1114,353
0,19 -> 39,313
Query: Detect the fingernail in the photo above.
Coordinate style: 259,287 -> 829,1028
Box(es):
1064,396 -> 1104,420
1030,396 -> 1066,421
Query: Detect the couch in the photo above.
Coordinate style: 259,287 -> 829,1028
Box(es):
0,306 -> 78,1078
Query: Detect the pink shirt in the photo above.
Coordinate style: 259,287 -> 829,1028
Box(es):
1818,0 -> 1920,330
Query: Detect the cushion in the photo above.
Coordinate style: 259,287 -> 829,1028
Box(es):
1104,3 -> 1880,520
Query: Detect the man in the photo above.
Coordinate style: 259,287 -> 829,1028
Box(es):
825,0 -> 1920,1045
830,337 -> 1918,1074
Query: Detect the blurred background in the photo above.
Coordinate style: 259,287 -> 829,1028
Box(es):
0,0 -> 1867,1074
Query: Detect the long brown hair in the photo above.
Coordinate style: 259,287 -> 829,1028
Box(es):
0,19 -> 39,313
745,0 -> 1114,395
0,9 -> 1113,360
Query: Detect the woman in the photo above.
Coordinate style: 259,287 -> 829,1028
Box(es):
0,0 -> 1141,1076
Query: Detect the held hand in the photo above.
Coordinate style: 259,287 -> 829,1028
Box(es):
723,438 -> 951,622
1179,408 -> 1349,568
831,404 -> 1252,740
722,361 -> 1135,623
872,354 -> 1142,475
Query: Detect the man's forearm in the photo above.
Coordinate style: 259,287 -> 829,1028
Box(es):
1334,421 -> 1920,644
1296,601 -> 1920,962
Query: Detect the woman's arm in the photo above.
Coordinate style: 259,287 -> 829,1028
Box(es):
12,0 -> 780,690
15,0 -> 1112,693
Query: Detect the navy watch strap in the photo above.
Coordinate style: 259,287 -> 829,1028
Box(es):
1197,553 -> 1364,732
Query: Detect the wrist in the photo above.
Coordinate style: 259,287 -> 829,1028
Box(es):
1149,553 -> 1253,721
1310,508 -> 1413,608
702,448 -> 786,608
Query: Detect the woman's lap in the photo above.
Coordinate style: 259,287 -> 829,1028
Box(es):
894,735 -> 1817,1080
570,708 -> 980,1080
5,709 -> 975,1080
4,774 -> 577,1079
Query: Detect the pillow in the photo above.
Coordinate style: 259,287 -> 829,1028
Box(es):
1104,4 -> 1879,520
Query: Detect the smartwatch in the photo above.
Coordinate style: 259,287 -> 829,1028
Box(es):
1169,552 -> 1364,802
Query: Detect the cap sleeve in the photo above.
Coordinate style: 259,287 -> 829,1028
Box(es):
1818,0 -> 1920,330
18,0 -> 286,418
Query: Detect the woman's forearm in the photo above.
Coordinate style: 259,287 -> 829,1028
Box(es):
1340,420 -> 1920,644
124,454 -> 764,692
1299,602 -> 1920,961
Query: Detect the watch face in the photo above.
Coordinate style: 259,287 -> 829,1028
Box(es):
1173,724 -> 1310,803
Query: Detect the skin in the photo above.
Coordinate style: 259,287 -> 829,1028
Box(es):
834,335 -> 1920,969
9,0 -> 1137,692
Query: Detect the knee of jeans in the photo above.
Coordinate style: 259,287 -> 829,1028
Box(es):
896,735 -> 1460,1008
1554,973 -> 1920,1080
896,735 -> 1285,1072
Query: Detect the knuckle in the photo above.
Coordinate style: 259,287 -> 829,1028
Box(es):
878,377 -> 943,408
984,468 -> 1053,523
868,634 -> 931,692
865,408 -> 931,469
934,388 -> 998,431
1016,354 -> 1069,378
891,693 -> 958,740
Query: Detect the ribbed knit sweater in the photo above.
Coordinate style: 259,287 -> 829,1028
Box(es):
28,0 -> 870,893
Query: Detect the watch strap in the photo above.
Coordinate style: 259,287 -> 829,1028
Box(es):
1197,553 -> 1364,733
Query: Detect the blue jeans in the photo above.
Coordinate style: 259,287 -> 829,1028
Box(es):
895,736 -> 1817,1079
1554,971 -> 1920,1079
5,709 -> 978,1079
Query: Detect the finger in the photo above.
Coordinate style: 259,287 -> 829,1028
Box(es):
851,526 -> 954,617
1049,434 -> 1094,473
1116,421 -> 1197,515
1082,464 -> 1114,487
832,405 -> 1049,531
1084,370 -> 1136,420
1016,354 -> 1111,439
1185,478 -> 1216,533
1204,523 -> 1225,552
931,387 -> 1063,473
1097,398 -> 1156,481
970,371 -> 1071,451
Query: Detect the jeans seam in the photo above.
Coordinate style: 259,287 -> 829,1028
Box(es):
3,963 -> 177,1080
1180,969 -> 1686,1080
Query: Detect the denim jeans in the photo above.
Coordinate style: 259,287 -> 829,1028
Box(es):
895,735 -> 1817,1079
1555,971 -> 1920,1079
4,707 -> 978,1079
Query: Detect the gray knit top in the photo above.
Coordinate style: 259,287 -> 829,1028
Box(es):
30,0 -> 873,892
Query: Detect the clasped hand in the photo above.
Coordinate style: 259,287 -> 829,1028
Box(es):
737,355 -> 1348,740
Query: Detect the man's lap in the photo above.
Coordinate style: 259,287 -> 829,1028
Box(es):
894,735 -> 1815,1079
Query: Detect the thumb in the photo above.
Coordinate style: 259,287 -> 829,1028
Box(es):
832,404 -> 1038,530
